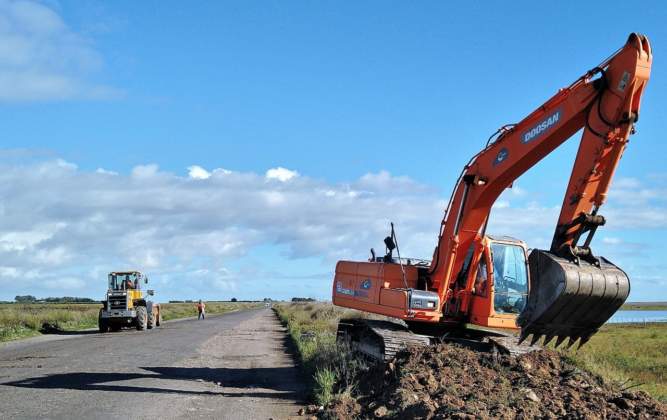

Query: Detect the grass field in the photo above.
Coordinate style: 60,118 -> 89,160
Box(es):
275,302 -> 667,404
561,323 -> 667,401
0,301 -> 260,342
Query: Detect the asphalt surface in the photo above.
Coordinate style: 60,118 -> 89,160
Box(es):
0,308 -> 306,419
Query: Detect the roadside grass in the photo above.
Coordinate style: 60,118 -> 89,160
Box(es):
560,323 -> 667,402
0,302 -> 260,342
0,303 -> 100,341
274,302 -> 370,406
276,302 -> 667,404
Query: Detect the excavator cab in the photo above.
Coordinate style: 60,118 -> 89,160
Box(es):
468,234 -> 629,350
468,236 -> 529,329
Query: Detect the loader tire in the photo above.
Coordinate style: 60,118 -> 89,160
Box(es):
136,306 -> 148,331
147,311 -> 155,329
98,309 -> 109,333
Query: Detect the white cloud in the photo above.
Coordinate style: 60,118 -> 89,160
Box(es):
96,168 -> 118,175
0,157 -> 664,301
266,166 -> 299,182
188,165 -> 232,180
43,277 -> 85,290
0,158 -> 445,299
187,165 -> 211,180
602,237 -> 622,245
507,185 -> 526,197
34,245 -> 71,265
0,0 -> 121,102
0,266 -> 19,278
356,170 -> 428,193
131,164 -> 159,178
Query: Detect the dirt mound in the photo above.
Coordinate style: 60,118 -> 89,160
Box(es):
326,343 -> 666,419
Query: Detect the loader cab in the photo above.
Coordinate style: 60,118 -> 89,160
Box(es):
108,271 -> 145,291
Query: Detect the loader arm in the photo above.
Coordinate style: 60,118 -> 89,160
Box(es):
429,34 -> 651,346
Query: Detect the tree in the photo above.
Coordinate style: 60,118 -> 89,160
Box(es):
15,295 -> 37,303
231,297 -> 238,302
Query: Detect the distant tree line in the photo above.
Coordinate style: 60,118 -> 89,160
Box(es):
14,295 -> 96,303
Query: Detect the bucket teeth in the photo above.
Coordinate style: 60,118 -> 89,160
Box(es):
566,336 -> 579,349
577,332 -> 594,349
517,328 -> 533,345
543,334 -> 555,346
529,334 -> 542,347
554,336 -> 567,348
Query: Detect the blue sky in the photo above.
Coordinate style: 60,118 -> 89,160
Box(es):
1,1 -> 666,301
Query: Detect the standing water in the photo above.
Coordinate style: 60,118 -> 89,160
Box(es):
607,310 -> 667,324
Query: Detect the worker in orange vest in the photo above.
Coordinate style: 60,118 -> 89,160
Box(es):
196,300 -> 206,320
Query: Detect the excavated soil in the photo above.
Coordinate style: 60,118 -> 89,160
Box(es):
325,343 -> 667,419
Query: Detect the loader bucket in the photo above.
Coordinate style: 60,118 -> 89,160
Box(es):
517,249 -> 630,348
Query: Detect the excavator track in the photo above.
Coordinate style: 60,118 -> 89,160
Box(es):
337,319 -> 431,362
337,319 -> 540,362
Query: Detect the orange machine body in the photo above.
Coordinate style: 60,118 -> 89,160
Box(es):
333,236 -> 525,330
332,34 -> 652,340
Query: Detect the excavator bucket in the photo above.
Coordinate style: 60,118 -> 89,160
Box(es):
517,250 -> 630,348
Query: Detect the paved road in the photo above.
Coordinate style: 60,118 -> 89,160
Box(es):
0,309 -> 306,419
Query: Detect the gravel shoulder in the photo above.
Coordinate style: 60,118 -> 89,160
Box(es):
0,308 -> 305,420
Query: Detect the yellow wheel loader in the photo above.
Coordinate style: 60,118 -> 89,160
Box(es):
98,271 -> 162,332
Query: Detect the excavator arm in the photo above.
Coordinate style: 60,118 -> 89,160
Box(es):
430,33 -> 651,346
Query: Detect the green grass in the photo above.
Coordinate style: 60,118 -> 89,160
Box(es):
274,303 -> 369,405
314,368 -> 337,406
277,302 -> 667,404
0,301 -> 260,342
561,323 -> 667,401
0,303 -> 100,341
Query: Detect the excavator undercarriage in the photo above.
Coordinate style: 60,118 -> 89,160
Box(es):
337,318 -> 541,362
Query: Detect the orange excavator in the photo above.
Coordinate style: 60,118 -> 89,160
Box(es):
332,33 -> 652,360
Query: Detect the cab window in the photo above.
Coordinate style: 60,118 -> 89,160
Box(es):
490,243 -> 528,314
109,273 -> 140,291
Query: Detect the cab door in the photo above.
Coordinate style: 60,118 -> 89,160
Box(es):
469,247 -> 493,324
490,242 -> 529,316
